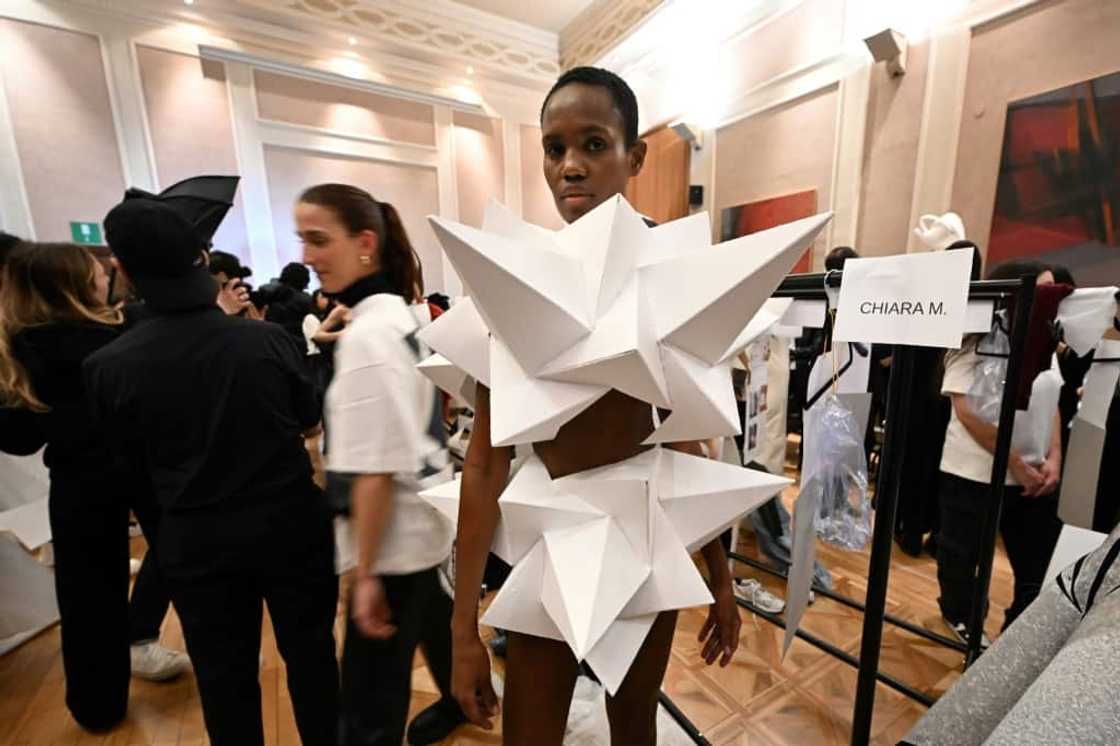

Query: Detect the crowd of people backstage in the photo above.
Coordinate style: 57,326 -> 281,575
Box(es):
2,60 -> 1115,746
0,65 -> 747,746
796,241 -> 1117,649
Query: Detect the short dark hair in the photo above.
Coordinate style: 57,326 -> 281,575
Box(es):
279,262 -> 310,292
824,246 -> 859,271
944,239 -> 983,281
540,66 -> 640,148
986,258 -> 1047,282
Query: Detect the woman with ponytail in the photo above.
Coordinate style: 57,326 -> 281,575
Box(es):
297,184 -> 465,746
0,242 -> 187,732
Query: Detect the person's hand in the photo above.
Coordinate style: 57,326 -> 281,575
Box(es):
325,303 -> 350,329
699,584 -> 741,667
1038,455 -> 1061,496
245,303 -> 266,321
216,278 -> 251,316
1009,453 -> 1045,496
451,630 -> 499,729
351,575 -> 396,639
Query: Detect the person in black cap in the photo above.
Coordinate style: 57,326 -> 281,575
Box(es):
84,191 -> 339,745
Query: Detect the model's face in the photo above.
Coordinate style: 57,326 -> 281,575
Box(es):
541,83 -> 645,224
296,202 -> 378,294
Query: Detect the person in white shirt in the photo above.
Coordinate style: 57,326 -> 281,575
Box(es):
297,183 -> 464,746
935,260 -> 1063,645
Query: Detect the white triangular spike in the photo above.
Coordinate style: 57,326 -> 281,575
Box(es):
417,297 -> 491,385
497,457 -> 603,563
537,277 -> 670,408
621,505 -> 714,617
583,613 -> 658,695
554,195 -> 648,318
482,199 -> 557,242
540,518 -> 648,660
639,211 -> 712,266
655,450 -> 792,552
644,346 -> 739,444
642,212 -> 832,364
717,297 -> 795,364
481,540 -> 564,641
417,474 -> 462,526
488,337 -> 608,447
569,479 -> 650,562
417,353 -> 469,402
429,216 -> 592,373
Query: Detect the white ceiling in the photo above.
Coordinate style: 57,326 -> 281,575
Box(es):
452,0 -> 596,33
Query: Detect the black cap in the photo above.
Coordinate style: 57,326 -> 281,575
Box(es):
103,198 -> 217,311
208,250 -> 252,281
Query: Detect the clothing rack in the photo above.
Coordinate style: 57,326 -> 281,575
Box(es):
658,272 -> 1036,746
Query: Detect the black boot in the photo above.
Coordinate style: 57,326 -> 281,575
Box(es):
406,698 -> 467,745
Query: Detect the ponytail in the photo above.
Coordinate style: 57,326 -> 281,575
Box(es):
377,202 -> 424,301
298,183 -> 423,300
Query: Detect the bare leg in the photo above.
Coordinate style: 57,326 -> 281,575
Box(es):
605,610 -> 679,746
503,632 -> 580,746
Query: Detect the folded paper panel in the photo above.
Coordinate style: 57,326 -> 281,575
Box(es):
643,213 -> 832,364
584,613 -> 658,695
481,541 -> 565,641
639,211 -> 712,266
644,346 -> 739,444
417,297 -> 491,385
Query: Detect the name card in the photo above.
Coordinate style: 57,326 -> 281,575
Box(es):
832,250 -> 972,348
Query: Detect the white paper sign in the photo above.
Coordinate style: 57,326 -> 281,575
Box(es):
833,251 -> 972,348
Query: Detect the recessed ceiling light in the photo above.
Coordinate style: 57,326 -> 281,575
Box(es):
348,36 -> 357,45
467,65 -> 475,75
184,0 -> 194,5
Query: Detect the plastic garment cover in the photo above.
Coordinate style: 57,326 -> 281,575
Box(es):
800,393 -> 870,550
968,320 -> 1010,426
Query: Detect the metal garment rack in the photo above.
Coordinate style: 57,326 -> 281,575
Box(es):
658,272 -> 1036,746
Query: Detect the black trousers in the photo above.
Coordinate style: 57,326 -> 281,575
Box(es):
936,471 -> 1062,631
48,472 -> 171,731
340,566 -> 455,746
161,489 -> 339,746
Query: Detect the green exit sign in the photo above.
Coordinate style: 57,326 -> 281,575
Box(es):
70,221 -> 103,246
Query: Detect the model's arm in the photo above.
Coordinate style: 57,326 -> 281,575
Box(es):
667,438 -> 741,667
950,393 -> 1043,494
451,384 -> 510,729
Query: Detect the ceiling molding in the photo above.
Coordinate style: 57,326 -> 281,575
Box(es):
559,0 -> 662,70
235,0 -> 560,82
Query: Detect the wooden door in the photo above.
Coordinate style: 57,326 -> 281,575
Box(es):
625,126 -> 690,224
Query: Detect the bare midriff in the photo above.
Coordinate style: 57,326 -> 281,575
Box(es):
532,389 -> 656,479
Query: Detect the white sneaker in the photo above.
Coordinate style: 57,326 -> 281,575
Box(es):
733,578 -> 786,613
129,558 -> 142,576
130,642 -> 191,682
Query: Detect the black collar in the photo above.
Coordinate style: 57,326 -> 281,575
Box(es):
330,273 -> 398,308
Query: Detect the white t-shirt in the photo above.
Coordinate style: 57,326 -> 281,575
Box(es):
940,347 -> 1061,486
303,314 -> 321,356
327,293 -> 453,575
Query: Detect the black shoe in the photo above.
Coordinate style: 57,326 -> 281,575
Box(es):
894,532 -> 922,557
406,699 -> 467,745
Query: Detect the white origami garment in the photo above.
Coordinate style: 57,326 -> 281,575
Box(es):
422,448 -> 791,693
418,196 -> 831,447
416,196 -> 828,689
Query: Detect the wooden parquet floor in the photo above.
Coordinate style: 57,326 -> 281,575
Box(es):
0,459 -> 1015,746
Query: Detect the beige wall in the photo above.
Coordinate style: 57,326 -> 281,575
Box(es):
953,0 -> 1120,256
519,124 -> 564,230
262,146 -> 444,291
856,40 -> 930,257
453,112 -> 504,228
255,71 -> 436,146
722,0 -> 845,95
136,46 -> 250,260
714,84 -> 839,268
0,19 -> 125,241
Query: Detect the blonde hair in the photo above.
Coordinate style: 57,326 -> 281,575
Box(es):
0,242 -> 122,411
